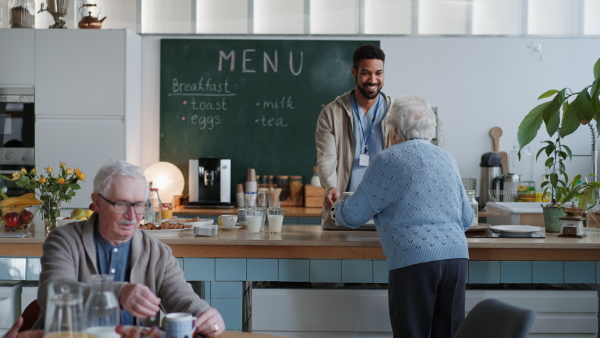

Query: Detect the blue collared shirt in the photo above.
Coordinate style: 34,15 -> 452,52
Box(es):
94,223 -> 135,325
348,92 -> 386,192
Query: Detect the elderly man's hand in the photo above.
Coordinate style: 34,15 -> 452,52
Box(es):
120,283 -> 161,319
324,187 -> 340,208
193,308 -> 225,337
3,317 -> 43,338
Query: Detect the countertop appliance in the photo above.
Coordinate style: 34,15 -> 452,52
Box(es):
0,88 -> 35,197
186,158 -> 233,209
479,152 -> 502,209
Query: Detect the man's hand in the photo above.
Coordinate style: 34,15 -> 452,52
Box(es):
324,187 -> 340,208
3,317 -> 43,338
193,308 -> 225,337
119,284 -> 161,319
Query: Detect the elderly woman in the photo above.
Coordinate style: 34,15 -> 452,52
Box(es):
331,95 -> 473,338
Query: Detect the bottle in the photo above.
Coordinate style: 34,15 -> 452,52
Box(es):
9,0 -> 35,28
466,190 -> 478,228
310,167 -> 321,187
145,186 -> 162,225
85,274 -> 120,332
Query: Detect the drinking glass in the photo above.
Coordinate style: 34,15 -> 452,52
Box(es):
246,207 -> 265,234
45,279 -> 86,338
267,208 -> 284,234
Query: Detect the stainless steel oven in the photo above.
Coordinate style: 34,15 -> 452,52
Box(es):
0,88 -> 35,197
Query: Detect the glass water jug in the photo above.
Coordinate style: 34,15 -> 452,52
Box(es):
85,274 -> 120,330
45,279 -> 85,337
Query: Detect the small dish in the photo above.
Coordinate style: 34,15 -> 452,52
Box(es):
220,226 -> 242,231
166,217 -> 213,228
56,217 -> 75,227
489,225 -> 542,233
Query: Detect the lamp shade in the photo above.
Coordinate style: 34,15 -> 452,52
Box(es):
143,162 -> 185,204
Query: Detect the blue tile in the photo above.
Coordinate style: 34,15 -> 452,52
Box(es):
211,299 -> 242,330
176,258 -> 184,269
373,260 -> 388,284
302,218 -> 322,225
0,258 -> 26,280
597,262 -> 600,283
211,282 -> 243,299
310,259 -> 341,283
204,282 -> 211,306
468,261 -> 500,284
342,260 -> 373,283
564,261 -> 595,283
183,258 -> 215,281
278,259 -> 309,282
500,261 -> 531,283
215,259 -> 246,281
247,259 -> 278,281
532,261 -> 563,283
26,258 -> 41,281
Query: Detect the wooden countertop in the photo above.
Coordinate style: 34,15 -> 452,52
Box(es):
173,207 -> 322,218
2,223 -> 599,261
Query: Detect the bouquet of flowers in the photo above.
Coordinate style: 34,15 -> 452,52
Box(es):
7,162 -> 85,231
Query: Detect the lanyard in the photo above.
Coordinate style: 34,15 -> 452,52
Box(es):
353,94 -> 381,154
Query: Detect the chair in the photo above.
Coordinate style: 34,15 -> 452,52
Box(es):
454,298 -> 536,338
20,299 -> 40,332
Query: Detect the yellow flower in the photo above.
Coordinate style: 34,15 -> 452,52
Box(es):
58,178 -> 65,184
20,168 -> 27,174
60,162 -> 66,168
77,173 -> 85,181
12,172 -> 20,180
45,167 -> 52,173
39,178 -> 47,184
30,168 -> 37,175
66,168 -> 73,175
75,168 -> 82,176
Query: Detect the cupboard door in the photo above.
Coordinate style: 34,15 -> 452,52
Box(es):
0,29 -> 34,86
34,29 -> 126,117
35,118 -> 125,209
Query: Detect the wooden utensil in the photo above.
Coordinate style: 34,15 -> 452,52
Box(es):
490,127 -> 508,174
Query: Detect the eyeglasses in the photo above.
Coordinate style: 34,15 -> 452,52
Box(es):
98,194 -> 148,215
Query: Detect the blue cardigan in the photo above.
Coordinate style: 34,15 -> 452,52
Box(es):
334,139 -> 473,271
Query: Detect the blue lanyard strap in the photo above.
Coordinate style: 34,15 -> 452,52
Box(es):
353,94 -> 381,154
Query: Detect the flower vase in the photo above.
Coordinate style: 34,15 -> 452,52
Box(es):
42,199 -> 61,232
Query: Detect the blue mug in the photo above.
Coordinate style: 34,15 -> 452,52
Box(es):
165,312 -> 197,338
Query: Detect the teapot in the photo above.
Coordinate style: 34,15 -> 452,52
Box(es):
78,3 -> 106,29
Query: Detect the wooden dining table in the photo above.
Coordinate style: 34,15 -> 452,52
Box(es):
218,332 -> 287,338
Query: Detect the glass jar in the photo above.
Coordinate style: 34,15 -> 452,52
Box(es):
466,190 -> 478,228
289,176 -> 303,202
9,0 -> 35,28
310,166 -> 321,187
144,188 -> 162,225
85,274 -> 120,330
585,202 -> 600,231
277,176 -> 290,201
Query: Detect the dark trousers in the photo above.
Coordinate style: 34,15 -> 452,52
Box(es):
388,259 -> 468,338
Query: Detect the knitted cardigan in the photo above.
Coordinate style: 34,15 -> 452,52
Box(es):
334,139 -> 473,271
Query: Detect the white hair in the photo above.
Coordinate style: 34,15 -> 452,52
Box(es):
386,95 -> 436,142
93,159 -> 147,197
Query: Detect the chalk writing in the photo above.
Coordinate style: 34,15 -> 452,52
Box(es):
171,78 -> 232,94
262,96 -> 295,110
218,49 -> 303,75
190,115 -> 221,130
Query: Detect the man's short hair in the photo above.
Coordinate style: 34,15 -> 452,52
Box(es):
93,159 -> 147,197
353,44 -> 385,69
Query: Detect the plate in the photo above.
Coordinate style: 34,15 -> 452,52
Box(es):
490,225 -> 542,233
165,218 -> 213,227
466,224 -> 490,232
220,226 -> 242,231
142,228 -> 192,236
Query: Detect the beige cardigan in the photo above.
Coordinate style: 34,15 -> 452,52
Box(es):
315,90 -> 392,224
33,213 -> 210,329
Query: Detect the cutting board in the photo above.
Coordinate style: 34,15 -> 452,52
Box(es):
490,127 -> 508,174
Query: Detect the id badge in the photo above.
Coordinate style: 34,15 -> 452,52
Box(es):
359,154 -> 369,166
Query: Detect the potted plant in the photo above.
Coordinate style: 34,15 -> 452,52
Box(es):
518,57 -> 600,231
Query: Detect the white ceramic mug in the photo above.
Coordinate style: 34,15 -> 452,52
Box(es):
218,215 -> 238,227
165,312 -> 196,338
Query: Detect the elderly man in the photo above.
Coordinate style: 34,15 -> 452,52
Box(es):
33,160 -> 225,337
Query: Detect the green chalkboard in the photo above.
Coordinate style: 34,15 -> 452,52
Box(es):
160,39 -> 378,194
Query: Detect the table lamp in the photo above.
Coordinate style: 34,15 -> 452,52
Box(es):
143,162 -> 185,205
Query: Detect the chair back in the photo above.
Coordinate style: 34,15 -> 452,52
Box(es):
454,298 -> 536,338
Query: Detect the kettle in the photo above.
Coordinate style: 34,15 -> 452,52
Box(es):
492,173 -> 521,202
479,152 -> 502,209
78,3 -> 106,29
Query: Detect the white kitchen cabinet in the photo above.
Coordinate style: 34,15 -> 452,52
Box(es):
34,29 -> 141,208
0,29 -> 34,87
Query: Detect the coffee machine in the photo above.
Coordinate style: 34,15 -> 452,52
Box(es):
186,158 -> 233,208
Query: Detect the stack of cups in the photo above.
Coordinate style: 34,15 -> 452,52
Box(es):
245,168 -> 257,208
236,184 -> 245,208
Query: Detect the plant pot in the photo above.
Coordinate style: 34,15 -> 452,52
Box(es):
542,207 -> 565,233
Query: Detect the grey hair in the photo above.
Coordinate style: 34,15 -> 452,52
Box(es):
93,159 -> 147,197
386,95 -> 436,142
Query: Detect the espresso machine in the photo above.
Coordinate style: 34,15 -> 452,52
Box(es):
186,158 -> 233,208
479,152 -> 502,209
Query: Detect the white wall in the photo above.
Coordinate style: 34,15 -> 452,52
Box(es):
141,36 -> 600,193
